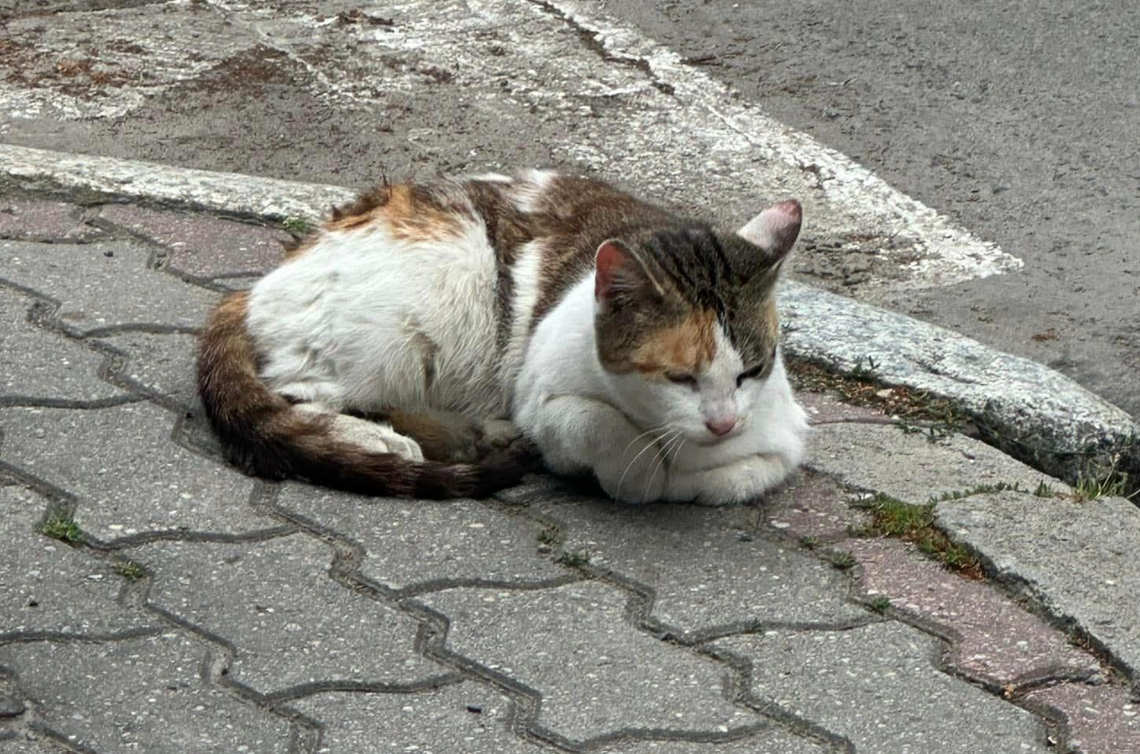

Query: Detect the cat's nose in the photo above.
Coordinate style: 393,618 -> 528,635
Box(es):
705,416 -> 737,437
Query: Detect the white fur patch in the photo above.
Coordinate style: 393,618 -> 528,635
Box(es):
513,168 -> 559,213
294,403 -> 424,461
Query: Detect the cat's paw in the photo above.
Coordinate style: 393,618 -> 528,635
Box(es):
477,418 -> 523,448
331,415 -> 425,462
595,442 -> 670,504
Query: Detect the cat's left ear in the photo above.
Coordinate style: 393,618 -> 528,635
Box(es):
736,199 -> 802,266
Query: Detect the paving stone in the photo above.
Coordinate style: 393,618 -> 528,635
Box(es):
0,696 -> 24,718
808,422 -> 1060,504
96,331 -> 198,407
276,484 -> 567,592
421,582 -> 759,745
798,390 -> 885,424
531,493 -> 866,638
763,470 -> 868,542
714,622 -> 1051,753
0,487 -> 157,638
0,286 -> 126,405
0,633 -> 293,753
847,537 -> 1099,686
291,682 -> 542,754
595,730 -> 831,754
0,240 -> 217,335
0,403 -> 269,542
0,735 -> 59,753
99,204 -> 288,279
935,491 -> 1140,688
0,199 -> 104,243
131,535 -> 444,695
1025,681 -> 1140,754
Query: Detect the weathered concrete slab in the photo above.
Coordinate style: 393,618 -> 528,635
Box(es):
130,536 -> 445,695
0,239 -> 217,335
0,403 -> 270,542
0,286 -> 126,405
849,537 -> 1099,686
529,492 -> 867,638
95,330 -> 198,407
99,204 -> 288,279
421,582 -> 759,745
935,491 -> 1140,688
0,633 -> 294,753
596,731 -> 831,754
715,622 -> 1051,753
276,485 -> 567,592
808,422 -> 1059,504
0,486 -> 156,639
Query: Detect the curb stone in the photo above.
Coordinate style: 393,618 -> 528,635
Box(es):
2,143 -> 1137,492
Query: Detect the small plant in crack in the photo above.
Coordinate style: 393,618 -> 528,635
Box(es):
536,524 -> 562,548
929,481 -> 1024,503
869,596 -> 892,614
1033,480 -> 1054,498
39,514 -> 84,545
557,549 -> 590,567
798,535 -> 818,550
851,493 -> 982,578
829,551 -> 856,570
113,560 -> 147,581
281,216 -> 316,235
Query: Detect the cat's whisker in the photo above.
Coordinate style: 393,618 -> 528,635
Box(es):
617,427 -> 672,501
622,425 -> 667,456
645,428 -> 682,501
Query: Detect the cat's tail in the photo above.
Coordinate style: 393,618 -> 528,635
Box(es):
195,292 -> 531,499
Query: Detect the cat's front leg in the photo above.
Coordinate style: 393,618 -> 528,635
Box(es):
522,395 -> 669,504
665,453 -> 794,507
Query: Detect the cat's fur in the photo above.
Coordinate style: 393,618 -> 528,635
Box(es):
196,169 -> 808,504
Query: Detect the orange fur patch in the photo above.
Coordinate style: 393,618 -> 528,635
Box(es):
325,184 -> 466,242
630,309 -> 717,379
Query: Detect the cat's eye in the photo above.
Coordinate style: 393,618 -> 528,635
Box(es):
736,363 -> 769,387
665,372 -> 697,387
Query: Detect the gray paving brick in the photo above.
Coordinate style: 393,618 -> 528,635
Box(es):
808,423 -> 1060,504
0,240 -> 216,335
96,331 -> 198,407
714,623 -> 1051,753
0,487 -> 157,639
0,199 -> 104,243
936,491 -> 1140,689
99,204 -> 288,279
0,633 -> 293,754
1,286 -> 126,405
130,536 -> 445,695
596,731 -> 831,754
0,734 -> 61,753
276,485 -> 567,592
532,494 -> 866,638
291,682 -> 542,754
0,403 -> 269,542
421,582 -> 759,745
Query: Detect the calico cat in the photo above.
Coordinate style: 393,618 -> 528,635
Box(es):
196,169 -> 808,504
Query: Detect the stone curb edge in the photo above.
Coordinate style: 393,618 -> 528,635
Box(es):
3,143 -> 1137,490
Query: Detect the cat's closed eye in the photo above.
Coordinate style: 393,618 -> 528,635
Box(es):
736,363 -> 769,387
665,372 -> 697,388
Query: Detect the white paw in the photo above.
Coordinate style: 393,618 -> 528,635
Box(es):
332,416 -> 425,462
595,440 -> 670,504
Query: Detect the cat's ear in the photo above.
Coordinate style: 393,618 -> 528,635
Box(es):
736,199 -> 802,265
595,239 -> 664,310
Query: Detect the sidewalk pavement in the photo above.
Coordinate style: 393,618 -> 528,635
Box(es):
2,192 -> 1139,754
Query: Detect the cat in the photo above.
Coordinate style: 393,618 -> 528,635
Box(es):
196,169 -> 808,504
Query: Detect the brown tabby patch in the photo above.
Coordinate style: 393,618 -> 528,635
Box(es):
629,309 -> 718,379
326,183 -> 467,241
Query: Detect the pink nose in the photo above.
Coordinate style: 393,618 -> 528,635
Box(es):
705,416 -> 737,437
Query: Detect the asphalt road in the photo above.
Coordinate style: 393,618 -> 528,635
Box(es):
601,0 -> 1140,419
1,0 -> 1136,418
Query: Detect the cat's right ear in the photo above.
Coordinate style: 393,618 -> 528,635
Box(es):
736,199 -> 802,265
595,240 -> 663,311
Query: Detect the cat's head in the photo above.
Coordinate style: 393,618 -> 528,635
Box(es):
593,200 -> 801,443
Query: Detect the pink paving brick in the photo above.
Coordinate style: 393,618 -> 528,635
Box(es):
848,537 -> 1101,687
764,469 -> 868,541
799,390 -> 887,424
1026,682 -> 1140,754
0,199 -> 105,242
99,204 -> 290,278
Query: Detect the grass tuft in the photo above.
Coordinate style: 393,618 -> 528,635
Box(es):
112,560 -> 147,581
281,216 -> 316,235
536,524 -> 562,548
869,596 -> 892,614
829,551 -> 856,570
39,514 -> 84,544
557,549 -> 590,567
851,493 -> 982,578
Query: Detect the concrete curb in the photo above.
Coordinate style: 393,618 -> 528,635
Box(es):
3,143 -> 1137,489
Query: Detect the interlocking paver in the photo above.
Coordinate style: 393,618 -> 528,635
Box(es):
0,286 -> 126,405
1025,682 -> 1140,754
0,403 -> 269,542
130,535 -> 445,695
96,331 -> 198,407
0,240 -> 217,335
421,582 -> 759,745
0,199 -> 104,243
808,422 -> 1060,503
0,633 -> 293,753
0,486 -> 157,638
714,622 -> 1051,753
276,484 -> 567,592
0,734 -> 61,753
530,493 -> 866,637
762,470 -> 868,542
291,682 -> 543,754
936,491 -> 1140,688
848,537 -> 1099,686
99,204 -> 288,279
597,731 -> 832,754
